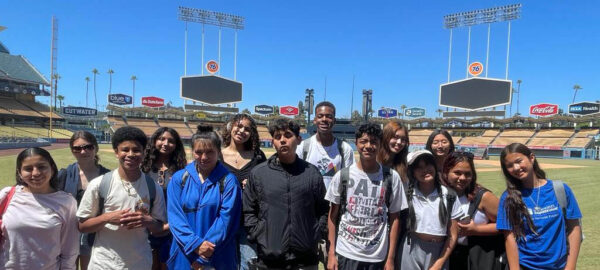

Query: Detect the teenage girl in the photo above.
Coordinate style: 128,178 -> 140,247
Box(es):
377,120 -> 410,182
1,147 -> 79,269
167,125 -> 242,270
58,131 -> 110,270
425,130 -> 455,176
142,127 -> 187,270
399,149 -> 463,270
220,114 -> 266,270
441,152 -> 503,270
497,143 -> 582,270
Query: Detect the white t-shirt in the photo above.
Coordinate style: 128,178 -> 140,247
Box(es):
296,135 -> 355,189
76,170 -> 167,270
1,186 -> 79,270
325,163 -> 407,263
411,185 -> 464,236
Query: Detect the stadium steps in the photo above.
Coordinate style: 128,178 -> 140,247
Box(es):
488,130 -> 503,145
563,130 -> 580,147
525,129 -> 540,145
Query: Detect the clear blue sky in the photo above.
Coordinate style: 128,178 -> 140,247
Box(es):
1,0 -> 598,118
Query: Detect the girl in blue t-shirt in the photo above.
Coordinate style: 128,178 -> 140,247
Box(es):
497,143 -> 582,270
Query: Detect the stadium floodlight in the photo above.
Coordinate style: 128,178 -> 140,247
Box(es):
443,4 -> 521,29
178,7 -> 245,29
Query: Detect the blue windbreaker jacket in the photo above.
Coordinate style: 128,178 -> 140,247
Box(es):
166,161 -> 241,269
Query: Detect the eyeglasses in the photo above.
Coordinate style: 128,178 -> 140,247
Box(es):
390,136 -> 408,144
71,144 -> 94,153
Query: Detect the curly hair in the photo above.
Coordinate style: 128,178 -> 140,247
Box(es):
377,121 -> 409,180
406,153 -> 449,233
500,143 -> 544,239
142,127 -> 187,174
222,113 -> 262,156
112,126 -> 147,150
16,147 -> 60,190
355,122 -> 382,141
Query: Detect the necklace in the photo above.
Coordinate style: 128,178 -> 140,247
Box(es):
528,179 -> 542,212
121,178 -> 138,198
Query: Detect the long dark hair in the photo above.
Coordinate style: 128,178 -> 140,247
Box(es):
425,129 -> 455,156
70,130 -> 100,165
406,153 -> 449,233
16,147 -> 60,190
377,121 -> 409,180
500,143 -> 546,239
222,113 -> 261,156
142,127 -> 187,174
442,152 -> 481,201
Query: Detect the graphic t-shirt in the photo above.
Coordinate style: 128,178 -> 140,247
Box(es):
296,135 -> 354,189
325,164 -> 407,262
496,180 -> 582,270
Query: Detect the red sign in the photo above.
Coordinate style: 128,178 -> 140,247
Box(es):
141,96 -> 164,108
529,103 -> 558,117
468,62 -> 483,77
279,105 -> 299,116
206,60 -> 219,74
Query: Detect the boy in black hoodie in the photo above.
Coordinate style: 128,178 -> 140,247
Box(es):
243,118 -> 328,270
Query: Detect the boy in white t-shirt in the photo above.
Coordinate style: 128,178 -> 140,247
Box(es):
325,123 -> 407,270
77,127 -> 167,270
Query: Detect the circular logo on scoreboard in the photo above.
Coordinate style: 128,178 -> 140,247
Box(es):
468,62 -> 483,77
206,60 -> 219,74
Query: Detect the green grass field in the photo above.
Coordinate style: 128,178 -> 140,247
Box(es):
1,145 -> 598,269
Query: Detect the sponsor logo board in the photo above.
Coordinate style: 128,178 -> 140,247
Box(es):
254,105 -> 274,115
108,94 -> 133,105
279,105 -> 299,116
529,103 -> 558,117
141,96 -> 164,108
62,106 -> 97,116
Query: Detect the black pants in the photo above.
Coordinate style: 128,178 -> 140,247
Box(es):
337,254 -> 384,270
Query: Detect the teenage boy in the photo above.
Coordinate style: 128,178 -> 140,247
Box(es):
77,126 -> 167,270
326,123 -> 407,270
296,101 -> 355,265
244,118 -> 328,270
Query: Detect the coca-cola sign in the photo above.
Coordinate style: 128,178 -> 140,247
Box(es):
529,103 -> 558,117
141,96 -> 164,108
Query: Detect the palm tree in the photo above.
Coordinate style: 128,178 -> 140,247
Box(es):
436,108 -> 444,118
85,77 -> 90,107
107,69 -> 114,96
57,95 -> 64,109
400,104 -> 407,119
92,68 -> 99,110
572,84 -> 582,104
131,75 -> 137,107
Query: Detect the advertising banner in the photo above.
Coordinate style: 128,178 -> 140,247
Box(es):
568,102 -> 600,115
405,107 -> 426,117
279,105 -> 299,116
255,105 -> 274,115
377,108 -> 398,118
141,96 -> 164,107
62,106 -> 97,116
529,103 -> 558,117
108,94 -> 133,105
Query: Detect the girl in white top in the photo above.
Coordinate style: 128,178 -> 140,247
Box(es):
0,147 -> 79,270
399,150 -> 463,270
440,152 -> 501,270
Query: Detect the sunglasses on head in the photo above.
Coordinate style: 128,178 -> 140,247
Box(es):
71,144 -> 94,153
454,151 -> 474,159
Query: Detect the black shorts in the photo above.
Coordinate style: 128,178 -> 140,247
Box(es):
337,254 -> 384,270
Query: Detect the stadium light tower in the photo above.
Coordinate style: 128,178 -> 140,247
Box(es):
178,7 -> 245,79
443,4 -> 522,81
305,89 -> 314,127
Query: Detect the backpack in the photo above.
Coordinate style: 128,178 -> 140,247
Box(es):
552,180 -> 584,242
302,136 -> 346,169
87,171 -> 156,246
180,170 -> 226,193
337,166 -> 393,228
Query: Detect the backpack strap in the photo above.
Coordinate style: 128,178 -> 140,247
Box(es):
302,137 -> 312,160
553,180 -> 584,241
0,186 -> 17,218
97,171 -> 113,216
335,137 -> 345,169
144,174 -> 156,213
337,167 -> 350,228
468,188 -> 488,218
219,173 -> 227,194
181,171 -> 190,189
445,189 -> 457,225
382,166 -> 393,209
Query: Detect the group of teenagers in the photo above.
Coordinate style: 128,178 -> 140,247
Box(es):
0,101 -> 583,270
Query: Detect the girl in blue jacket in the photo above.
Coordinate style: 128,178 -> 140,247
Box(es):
167,125 -> 242,270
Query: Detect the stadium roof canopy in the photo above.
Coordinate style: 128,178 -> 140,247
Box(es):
0,42 -> 50,86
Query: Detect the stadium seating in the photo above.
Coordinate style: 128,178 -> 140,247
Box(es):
0,97 -> 44,117
158,120 -> 194,138
125,118 -> 159,136
565,137 -> 594,148
257,125 -> 271,141
575,129 -> 599,138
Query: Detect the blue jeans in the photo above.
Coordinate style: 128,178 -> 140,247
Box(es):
238,229 -> 257,270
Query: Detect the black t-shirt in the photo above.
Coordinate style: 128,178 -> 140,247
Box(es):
222,149 -> 267,185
